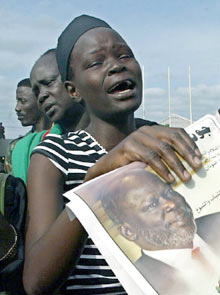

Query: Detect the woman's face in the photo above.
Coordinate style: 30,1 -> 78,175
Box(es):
69,27 -> 142,122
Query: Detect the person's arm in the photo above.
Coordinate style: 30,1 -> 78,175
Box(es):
23,154 -> 87,295
85,125 -> 202,183
0,212 -> 18,269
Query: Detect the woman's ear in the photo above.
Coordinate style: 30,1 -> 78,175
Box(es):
65,81 -> 82,103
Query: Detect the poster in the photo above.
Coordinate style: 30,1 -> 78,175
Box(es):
64,114 -> 220,295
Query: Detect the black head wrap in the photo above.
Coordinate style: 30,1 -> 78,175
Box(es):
56,14 -> 112,82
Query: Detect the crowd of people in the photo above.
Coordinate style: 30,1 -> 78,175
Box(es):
0,14 -> 208,295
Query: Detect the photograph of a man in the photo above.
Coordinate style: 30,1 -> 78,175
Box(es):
65,162 -> 220,295
100,165 -> 220,295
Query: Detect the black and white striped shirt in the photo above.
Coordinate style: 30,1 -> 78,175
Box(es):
33,130 -> 127,295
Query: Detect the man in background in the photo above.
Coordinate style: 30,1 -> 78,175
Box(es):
11,48 -> 89,183
30,48 -> 89,134
4,78 -> 51,174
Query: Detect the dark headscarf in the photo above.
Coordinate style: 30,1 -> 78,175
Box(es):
56,14 -> 112,82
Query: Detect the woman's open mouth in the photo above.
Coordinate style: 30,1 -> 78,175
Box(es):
107,80 -> 135,95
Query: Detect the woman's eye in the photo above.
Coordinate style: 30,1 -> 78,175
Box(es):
119,54 -> 131,59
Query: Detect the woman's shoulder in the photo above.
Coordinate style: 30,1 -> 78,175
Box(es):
33,129 -> 104,152
36,130 -> 85,147
43,129 -> 89,141
62,129 -> 91,141
62,130 -> 106,153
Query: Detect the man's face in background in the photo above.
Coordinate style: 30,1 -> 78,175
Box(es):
15,86 -> 41,127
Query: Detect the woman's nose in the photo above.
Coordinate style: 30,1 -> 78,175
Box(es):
108,60 -> 126,76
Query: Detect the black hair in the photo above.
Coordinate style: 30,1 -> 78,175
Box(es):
17,78 -> 31,88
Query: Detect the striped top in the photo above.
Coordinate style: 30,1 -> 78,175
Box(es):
32,130 -> 127,295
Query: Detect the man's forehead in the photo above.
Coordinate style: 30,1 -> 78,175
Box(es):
16,85 -> 32,96
125,186 -> 153,206
34,53 -> 56,71
31,64 -> 58,84
125,180 -> 168,203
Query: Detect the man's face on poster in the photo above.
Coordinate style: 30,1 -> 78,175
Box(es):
116,171 -> 197,250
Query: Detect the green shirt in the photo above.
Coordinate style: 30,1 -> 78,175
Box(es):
11,124 -> 63,183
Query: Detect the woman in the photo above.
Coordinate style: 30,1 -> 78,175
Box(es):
23,15 -> 202,295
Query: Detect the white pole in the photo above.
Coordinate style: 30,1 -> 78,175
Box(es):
188,65 -> 193,124
168,66 -> 171,127
142,65 -> 145,119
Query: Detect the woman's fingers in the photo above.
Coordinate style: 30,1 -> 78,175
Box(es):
85,126 -> 202,183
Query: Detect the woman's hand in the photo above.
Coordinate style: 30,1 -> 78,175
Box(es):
85,125 -> 202,183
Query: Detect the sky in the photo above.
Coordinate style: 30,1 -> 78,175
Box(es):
1,0 -> 220,138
